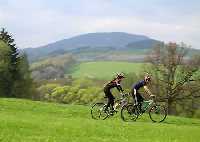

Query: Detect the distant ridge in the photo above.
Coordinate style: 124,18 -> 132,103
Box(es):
23,32 -> 160,62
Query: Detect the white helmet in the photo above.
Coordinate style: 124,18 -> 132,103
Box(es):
144,73 -> 151,82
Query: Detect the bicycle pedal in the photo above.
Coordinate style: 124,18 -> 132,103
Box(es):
138,111 -> 145,115
109,112 -> 114,116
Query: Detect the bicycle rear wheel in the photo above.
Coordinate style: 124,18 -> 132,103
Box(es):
91,103 -> 108,120
121,104 -> 138,122
149,105 -> 167,122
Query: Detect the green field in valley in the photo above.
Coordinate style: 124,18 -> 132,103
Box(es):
0,98 -> 200,142
69,61 -> 146,79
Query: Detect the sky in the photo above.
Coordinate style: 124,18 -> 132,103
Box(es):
0,0 -> 200,49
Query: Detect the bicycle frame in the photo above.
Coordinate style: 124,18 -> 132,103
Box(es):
114,93 -> 130,109
142,100 -> 154,111
132,92 -> 155,110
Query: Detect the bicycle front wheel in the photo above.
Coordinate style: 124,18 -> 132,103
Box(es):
121,104 -> 138,122
91,103 -> 108,120
149,105 -> 167,122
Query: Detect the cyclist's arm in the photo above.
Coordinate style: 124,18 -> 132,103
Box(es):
143,85 -> 153,96
115,81 -> 124,92
117,84 -> 124,92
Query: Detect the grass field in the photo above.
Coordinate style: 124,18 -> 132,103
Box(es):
0,98 -> 200,142
69,61 -> 145,79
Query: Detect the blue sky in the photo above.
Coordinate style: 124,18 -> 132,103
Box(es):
0,0 -> 200,49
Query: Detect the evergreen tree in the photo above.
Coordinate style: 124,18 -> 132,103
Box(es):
0,28 -> 35,98
0,41 -> 12,97
0,28 -> 18,97
15,53 -> 36,98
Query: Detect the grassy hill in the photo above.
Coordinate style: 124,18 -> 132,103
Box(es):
69,61 -> 146,79
23,32 -> 160,62
0,98 -> 200,142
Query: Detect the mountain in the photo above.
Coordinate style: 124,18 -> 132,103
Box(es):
23,32 -> 160,62
126,39 -> 161,50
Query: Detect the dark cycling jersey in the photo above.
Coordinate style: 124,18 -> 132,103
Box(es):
104,79 -> 123,92
132,80 -> 146,91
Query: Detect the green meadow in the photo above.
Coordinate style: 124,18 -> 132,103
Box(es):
0,98 -> 200,142
69,61 -> 145,79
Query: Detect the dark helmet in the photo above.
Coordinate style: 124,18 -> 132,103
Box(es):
116,72 -> 125,79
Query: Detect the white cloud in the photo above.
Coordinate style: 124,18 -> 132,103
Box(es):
0,0 -> 199,49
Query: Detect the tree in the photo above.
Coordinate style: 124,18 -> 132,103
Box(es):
0,28 -> 19,75
0,28 -> 20,97
0,41 -> 12,97
146,42 -> 200,115
0,28 -> 35,98
14,54 -> 37,98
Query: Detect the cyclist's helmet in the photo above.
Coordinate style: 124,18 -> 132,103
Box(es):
116,72 -> 125,79
144,73 -> 151,82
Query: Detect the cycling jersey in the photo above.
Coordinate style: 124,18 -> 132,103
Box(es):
104,80 -> 123,92
104,79 -> 123,111
132,80 -> 146,91
131,80 -> 146,107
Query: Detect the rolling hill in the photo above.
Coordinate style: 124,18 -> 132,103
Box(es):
23,32 -> 161,62
0,98 -> 200,142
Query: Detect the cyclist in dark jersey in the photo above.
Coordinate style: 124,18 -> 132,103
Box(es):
131,73 -> 154,112
104,73 -> 125,112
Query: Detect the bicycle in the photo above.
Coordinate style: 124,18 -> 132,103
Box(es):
91,93 -> 130,120
121,95 -> 167,122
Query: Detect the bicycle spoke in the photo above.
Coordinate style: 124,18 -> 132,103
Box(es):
149,105 -> 167,122
121,104 -> 138,122
91,103 -> 108,120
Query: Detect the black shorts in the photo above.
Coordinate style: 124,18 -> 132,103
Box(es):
104,88 -> 115,99
131,89 -> 144,103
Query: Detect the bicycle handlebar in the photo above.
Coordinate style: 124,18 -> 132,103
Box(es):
120,92 -> 130,98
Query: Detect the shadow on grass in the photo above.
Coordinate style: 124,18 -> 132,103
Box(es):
127,113 -> 200,126
163,120 -> 200,126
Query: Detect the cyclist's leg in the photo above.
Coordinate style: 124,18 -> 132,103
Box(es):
136,92 -> 144,112
130,89 -> 140,115
109,94 -> 115,111
132,89 -> 143,112
137,92 -> 144,102
131,88 -> 138,105
104,89 -> 113,111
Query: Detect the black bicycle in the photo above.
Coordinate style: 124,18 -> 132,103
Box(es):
121,95 -> 167,122
91,93 -> 130,120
